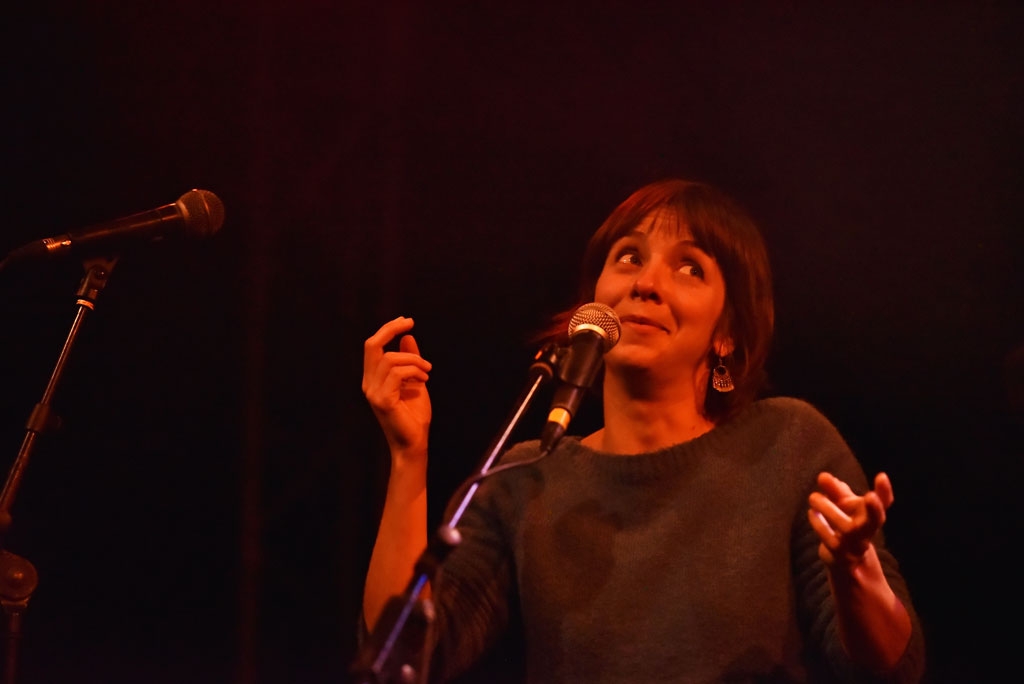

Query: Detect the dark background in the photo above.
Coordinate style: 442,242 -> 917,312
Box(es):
0,2 -> 1021,682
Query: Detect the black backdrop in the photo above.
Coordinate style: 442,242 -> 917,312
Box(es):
0,2 -> 1021,683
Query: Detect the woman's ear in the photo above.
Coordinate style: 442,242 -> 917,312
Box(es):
712,312 -> 735,359
714,336 -> 735,358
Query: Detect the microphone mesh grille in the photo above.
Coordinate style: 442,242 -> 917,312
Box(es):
568,302 -> 621,350
177,189 -> 226,238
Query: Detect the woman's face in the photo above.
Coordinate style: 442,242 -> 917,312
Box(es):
593,209 -> 730,382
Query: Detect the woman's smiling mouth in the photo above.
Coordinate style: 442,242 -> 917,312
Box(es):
619,314 -> 668,332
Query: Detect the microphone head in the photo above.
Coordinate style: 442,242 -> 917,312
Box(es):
175,189 -> 225,239
568,302 -> 621,351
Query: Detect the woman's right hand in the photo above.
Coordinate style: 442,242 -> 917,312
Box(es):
362,316 -> 433,457
362,317 -> 433,631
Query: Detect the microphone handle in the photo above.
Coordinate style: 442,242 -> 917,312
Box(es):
540,382 -> 589,452
4,203 -> 181,264
67,203 -> 182,253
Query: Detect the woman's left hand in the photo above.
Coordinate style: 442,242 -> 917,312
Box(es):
807,471 -> 894,567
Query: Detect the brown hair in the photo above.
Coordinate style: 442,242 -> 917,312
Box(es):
543,179 -> 774,422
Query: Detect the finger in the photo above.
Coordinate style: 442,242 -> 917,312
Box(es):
861,491 -> 887,533
364,316 -> 414,357
816,471 -> 855,501
814,487 -> 884,551
367,363 -> 431,407
380,349 -> 432,372
808,491 -> 854,532
807,508 -> 837,542
808,507 -> 867,566
386,332 -> 432,376
873,472 -> 895,510
807,510 -> 846,566
400,333 -> 422,357
363,316 -> 415,377
364,349 -> 433,399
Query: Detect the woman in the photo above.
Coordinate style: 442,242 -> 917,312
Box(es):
361,179 -> 925,682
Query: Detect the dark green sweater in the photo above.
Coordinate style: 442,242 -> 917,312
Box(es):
431,397 -> 925,683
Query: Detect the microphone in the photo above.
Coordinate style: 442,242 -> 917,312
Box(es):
539,302 -> 621,452
2,189 -> 225,265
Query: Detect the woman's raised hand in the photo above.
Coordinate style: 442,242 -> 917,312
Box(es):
807,471 -> 894,567
362,316 -> 433,456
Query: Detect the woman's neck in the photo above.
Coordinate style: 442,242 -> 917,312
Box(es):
583,370 -> 715,455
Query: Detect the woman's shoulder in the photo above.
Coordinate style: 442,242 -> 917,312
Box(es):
498,439 -> 546,465
737,396 -> 848,447
751,395 -> 826,417
739,396 -> 863,473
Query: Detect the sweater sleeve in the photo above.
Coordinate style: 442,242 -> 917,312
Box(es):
786,400 -> 926,683
426,446 -> 535,681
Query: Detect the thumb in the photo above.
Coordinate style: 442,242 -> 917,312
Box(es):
400,333 -> 422,357
873,472 -> 895,510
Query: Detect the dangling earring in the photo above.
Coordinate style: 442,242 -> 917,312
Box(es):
712,357 -> 735,393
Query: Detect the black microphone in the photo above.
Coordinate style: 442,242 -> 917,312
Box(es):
3,189 -> 225,265
539,302 -> 621,452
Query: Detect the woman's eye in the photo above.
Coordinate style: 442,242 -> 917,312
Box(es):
679,262 -> 705,278
615,250 -> 641,266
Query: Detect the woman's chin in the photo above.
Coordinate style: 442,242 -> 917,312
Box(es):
605,348 -> 660,374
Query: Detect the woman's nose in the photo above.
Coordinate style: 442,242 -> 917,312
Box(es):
631,261 -> 665,301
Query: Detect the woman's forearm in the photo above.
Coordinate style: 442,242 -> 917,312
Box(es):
827,543 -> 913,672
362,450 -> 430,632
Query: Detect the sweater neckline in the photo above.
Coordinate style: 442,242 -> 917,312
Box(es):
554,403 -> 755,481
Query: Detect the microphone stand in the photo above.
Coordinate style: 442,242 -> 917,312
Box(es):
350,344 -> 563,684
0,255 -> 118,684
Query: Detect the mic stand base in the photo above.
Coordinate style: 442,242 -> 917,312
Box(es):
0,550 -> 38,684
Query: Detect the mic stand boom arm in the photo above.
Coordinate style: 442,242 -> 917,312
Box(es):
0,255 -> 118,684
350,344 -> 562,684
